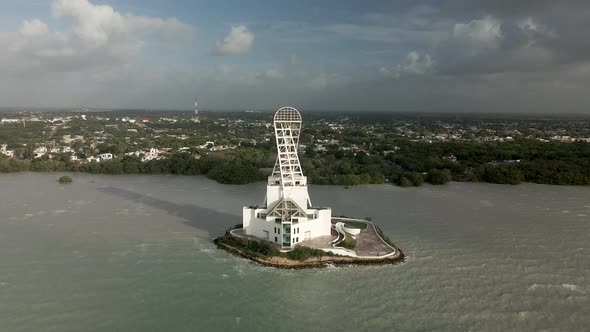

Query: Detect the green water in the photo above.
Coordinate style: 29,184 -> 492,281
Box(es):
0,174 -> 589,331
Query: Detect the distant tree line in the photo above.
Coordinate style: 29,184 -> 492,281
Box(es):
302,139 -> 590,186
1,140 -> 590,186
0,148 -> 271,185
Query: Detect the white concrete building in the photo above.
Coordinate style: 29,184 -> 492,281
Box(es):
86,156 -> 101,163
0,144 -> 14,158
63,135 -> 84,144
99,153 -> 113,161
34,146 -> 47,158
124,148 -> 163,162
125,151 -> 142,158
197,141 -> 215,149
141,148 -> 160,161
243,107 -> 332,250
1,150 -> 14,158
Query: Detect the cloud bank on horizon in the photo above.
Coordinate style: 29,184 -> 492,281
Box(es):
1,0 -> 589,113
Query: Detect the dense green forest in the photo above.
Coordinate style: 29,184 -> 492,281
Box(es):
1,140 -> 590,186
301,139 -> 590,186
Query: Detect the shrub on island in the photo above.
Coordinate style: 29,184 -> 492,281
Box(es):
58,175 -> 73,184
286,246 -> 327,261
398,171 -> 423,187
216,233 -> 336,261
342,220 -> 368,230
337,233 -> 357,250
399,177 -> 413,187
426,168 -> 452,185
217,234 -> 280,258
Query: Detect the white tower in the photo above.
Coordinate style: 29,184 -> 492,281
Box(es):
243,107 -> 332,249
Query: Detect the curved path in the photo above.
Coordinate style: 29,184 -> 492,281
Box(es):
331,217 -> 397,258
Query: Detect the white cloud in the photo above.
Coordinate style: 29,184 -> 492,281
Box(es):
517,17 -> 539,33
258,67 -> 284,79
400,51 -> 434,74
214,25 -> 254,55
433,15 -> 563,75
517,17 -> 556,42
20,19 -> 50,36
452,16 -> 503,52
380,51 -> 434,78
1,0 -> 195,75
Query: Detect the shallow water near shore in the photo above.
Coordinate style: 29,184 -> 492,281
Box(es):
0,173 -> 589,331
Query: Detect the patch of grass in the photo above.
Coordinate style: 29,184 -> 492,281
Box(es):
216,233 -> 338,261
337,232 -> 357,250
286,246 -> 327,261
217,233 -> 280,258
342,220 -> 367,230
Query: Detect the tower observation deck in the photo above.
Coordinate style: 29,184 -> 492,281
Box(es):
243,107 -> 331,249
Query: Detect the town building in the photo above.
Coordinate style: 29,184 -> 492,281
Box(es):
141,148 -> 160,162
0,144 -> 14,158
34,146 -> 47,158
86,156 -> 101,163
99,153 -> 113,161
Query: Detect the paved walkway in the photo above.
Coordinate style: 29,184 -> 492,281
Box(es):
298,229 -> 338,248
355,222 -> 395,257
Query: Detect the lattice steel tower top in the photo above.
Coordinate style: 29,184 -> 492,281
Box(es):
272,106 -> 304,188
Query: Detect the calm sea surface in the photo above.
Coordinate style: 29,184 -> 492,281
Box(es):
0,173 -> 589,331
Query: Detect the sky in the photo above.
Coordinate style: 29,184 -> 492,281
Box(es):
1,0 -> 590,112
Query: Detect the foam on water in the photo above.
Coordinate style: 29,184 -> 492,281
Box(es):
528,283 -> 581,292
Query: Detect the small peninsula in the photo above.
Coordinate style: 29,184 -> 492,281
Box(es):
215,217 -> 404,269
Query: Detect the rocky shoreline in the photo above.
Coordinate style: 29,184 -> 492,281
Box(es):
213,235 -> 405,269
